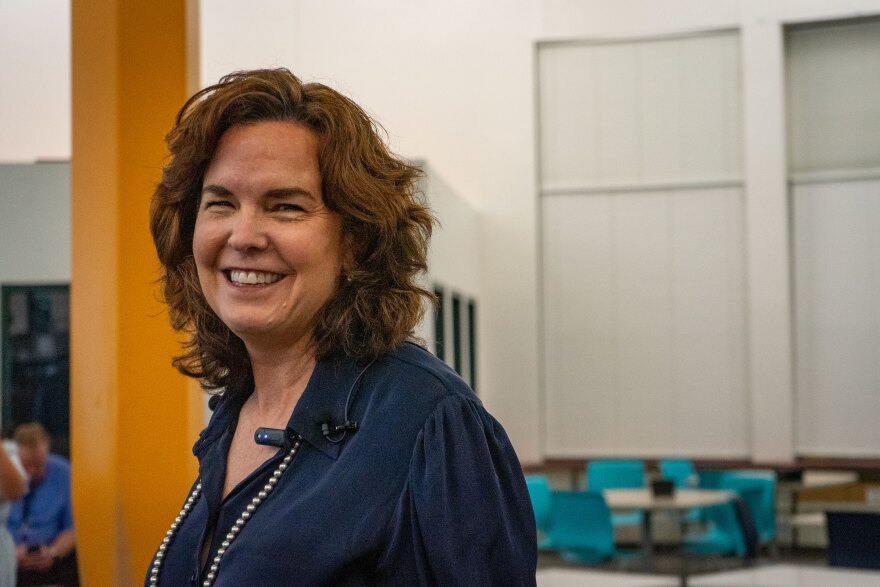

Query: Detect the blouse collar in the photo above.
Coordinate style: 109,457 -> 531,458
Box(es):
193,353 -> 370,462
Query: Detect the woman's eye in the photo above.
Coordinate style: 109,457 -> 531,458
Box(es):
275,204 -> 305,212
204,200 -> 233,209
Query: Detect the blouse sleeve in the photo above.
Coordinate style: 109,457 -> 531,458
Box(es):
380,395 -> 537,586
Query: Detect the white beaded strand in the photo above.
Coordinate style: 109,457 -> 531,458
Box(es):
149,482 -> 202,586
149,435 -> 302,587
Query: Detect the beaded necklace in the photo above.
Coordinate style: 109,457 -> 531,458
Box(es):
148,434 -> 303,587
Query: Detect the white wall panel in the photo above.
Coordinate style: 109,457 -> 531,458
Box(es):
539,32 -> 741,191
543,196 -> 619,454
543,189 -> 748,457
538,47 -> 600,189
787,20 -> 880,174
614,194 -> 676,454
639,41 -> 684,182
794,179 -> 880,456
671,190 -> 748,454
679,35 -> 742,181
594,44 -> 642,185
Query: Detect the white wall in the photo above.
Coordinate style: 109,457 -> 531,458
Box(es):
422,164 -> 482,301
0,164 -> 71,282
0,0 -> 70,163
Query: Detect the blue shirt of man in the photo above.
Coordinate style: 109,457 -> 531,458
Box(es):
7,453 -> 74,546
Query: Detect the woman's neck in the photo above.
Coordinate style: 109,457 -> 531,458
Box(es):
244,340 -> 317,426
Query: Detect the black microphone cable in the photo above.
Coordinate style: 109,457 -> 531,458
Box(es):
321,358 -> 376,443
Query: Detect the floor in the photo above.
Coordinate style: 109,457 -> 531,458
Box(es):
536,548 -> 880,586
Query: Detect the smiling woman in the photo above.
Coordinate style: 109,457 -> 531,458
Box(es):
146,69 -> 537,587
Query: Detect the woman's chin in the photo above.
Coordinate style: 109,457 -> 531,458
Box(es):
226,320 -> 311,351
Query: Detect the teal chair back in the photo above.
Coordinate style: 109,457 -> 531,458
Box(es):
525,475 -> 553,532
722,472 -> 777,545
684,500 -> 746,557
696,469 -> 727,489
660,459 -> 703,523
659,459 -> 697,488
547,491 -> 616,564
586,460 -> 645,492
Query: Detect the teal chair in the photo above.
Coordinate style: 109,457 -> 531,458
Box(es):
683,496 -> 749,557
684,478 -> 768,559
659,459 -> 703,523
586,460 -> 645,527
546,491 -> 616,564
525,475 -> 554,549
697,469 -> 727,490
659,459 -> 697,488
722,472 -> 777,550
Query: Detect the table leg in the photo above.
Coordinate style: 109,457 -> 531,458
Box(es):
641,510 -> 653,568
678,515 -> 689,587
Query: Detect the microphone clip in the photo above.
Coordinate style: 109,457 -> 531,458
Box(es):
321,420 -> 358,443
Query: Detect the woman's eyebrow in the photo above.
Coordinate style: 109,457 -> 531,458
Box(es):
202,184 -> 233,196
200,185 -> 316,201
265,187 -> 315,201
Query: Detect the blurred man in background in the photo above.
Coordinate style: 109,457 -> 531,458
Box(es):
7,422 -> 79,587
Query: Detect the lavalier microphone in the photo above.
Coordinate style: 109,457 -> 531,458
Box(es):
319,358 -> 376,444
320,420 -> 359,440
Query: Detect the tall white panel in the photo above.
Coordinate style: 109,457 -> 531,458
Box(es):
794,180 -> 880,456
788,19 -> 880,458
539,30 -> 747,458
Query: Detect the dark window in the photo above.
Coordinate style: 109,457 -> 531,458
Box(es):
2,284 -> 70,457
468,299 -> 477,393
452,294 -> 462,374
433,285 -> 445,361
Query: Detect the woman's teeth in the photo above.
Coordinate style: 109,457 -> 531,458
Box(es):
229,270 -> 282,285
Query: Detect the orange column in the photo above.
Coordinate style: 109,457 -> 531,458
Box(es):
71,1 -> 203,585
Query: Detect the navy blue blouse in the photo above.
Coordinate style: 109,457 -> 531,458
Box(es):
146,342 -> 537,586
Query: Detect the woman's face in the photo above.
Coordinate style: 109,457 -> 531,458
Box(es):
193,121 -> 347,351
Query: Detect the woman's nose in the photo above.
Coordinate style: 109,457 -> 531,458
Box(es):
227,211 -> 269,251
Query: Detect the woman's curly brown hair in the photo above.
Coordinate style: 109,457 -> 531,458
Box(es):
150,68 -> 434,396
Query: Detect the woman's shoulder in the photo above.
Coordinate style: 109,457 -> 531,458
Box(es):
380,341 -> 479,407
352,341 -> 504,449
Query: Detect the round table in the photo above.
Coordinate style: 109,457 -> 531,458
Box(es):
603,488 -> 734,587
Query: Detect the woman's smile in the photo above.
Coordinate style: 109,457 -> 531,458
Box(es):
226,269 -> 285,286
